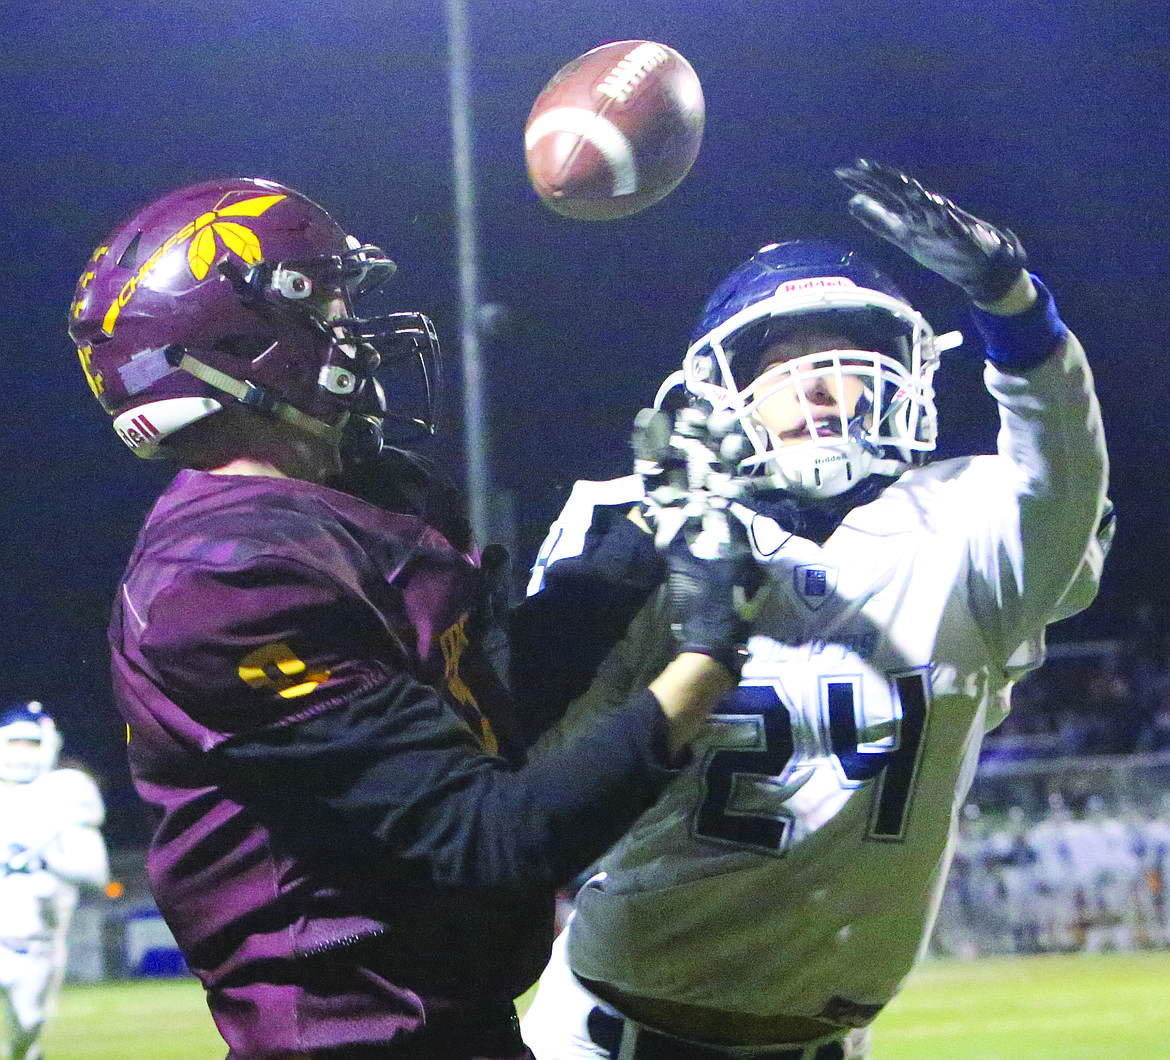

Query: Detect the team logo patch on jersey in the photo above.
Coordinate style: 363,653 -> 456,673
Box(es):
793,564 -> 837,610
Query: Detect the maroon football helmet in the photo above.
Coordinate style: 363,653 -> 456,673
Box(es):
68,177 -> 440,459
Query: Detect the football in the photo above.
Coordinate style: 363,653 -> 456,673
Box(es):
524,40 -> 705,221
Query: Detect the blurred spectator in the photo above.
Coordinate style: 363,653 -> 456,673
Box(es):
931,792 -> 1170,956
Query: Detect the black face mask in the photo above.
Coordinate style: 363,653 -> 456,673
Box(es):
241,248 -> 444,458
335,310 -> 444,462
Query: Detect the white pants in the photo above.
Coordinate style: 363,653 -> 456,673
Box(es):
521,928 -> 871,1060
0,939 -> 58,1060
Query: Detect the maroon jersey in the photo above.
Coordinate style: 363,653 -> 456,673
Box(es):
110,469 -> 675,1059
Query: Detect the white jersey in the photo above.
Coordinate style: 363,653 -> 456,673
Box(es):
1027,813 -> 1081,889
0,769 -> 108,944
530,333 -> 1106,1025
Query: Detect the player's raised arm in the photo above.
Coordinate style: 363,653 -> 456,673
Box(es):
836,159 -> 1109,652
835,157 -> 1031,309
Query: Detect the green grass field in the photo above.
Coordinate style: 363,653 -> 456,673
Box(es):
41,951 -> 1170,1059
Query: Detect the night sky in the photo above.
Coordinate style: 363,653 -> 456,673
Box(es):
2,0 -> 1166,841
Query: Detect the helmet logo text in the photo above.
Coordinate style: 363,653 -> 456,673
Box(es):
77,344 -> 104,398
778,277 -> 856,294
117,413 -> 161,450
101,193 -> 287,337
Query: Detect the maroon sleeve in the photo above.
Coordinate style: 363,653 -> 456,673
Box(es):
137,553 -> 410,739
136,550 -> 683,889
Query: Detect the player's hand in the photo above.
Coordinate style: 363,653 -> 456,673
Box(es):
632,405 -> 752,551
835,158 -> 1027,305
665,524 -> 761,681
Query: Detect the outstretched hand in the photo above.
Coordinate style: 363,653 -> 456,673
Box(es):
835,158 -> 1027,305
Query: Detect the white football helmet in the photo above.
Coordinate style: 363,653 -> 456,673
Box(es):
669,241 -> 961,500
0,701 -> 61,783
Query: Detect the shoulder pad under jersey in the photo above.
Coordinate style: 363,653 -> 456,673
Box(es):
526,475 -> 645,596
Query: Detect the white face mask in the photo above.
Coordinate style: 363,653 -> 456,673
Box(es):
681,286 -> 959,499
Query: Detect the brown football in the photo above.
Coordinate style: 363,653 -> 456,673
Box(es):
524,40 -> 705,221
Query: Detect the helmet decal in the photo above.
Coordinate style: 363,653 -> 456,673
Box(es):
72,244 -> 109,303
77,342 -> 104,399
95,192 -> 287,337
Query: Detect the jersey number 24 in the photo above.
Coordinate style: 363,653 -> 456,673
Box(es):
695,670 -> 930,853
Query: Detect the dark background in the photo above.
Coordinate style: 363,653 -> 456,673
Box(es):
2,0 -> 1165,841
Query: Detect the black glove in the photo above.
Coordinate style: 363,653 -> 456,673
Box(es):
835,158 -> 1027,305
665,534 -> 760,680
633,405 -> 754,551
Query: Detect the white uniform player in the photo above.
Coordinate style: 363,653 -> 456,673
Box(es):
1027,794 -> 1082,951
983,805 -> 1039,953
522,162 -> 1109,1060
1143,798 -> 1170,944
1078,796 -> 1143,952
0,702 -> 109,1060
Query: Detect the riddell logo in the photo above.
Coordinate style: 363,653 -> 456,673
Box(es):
117,414 -> 162,450
98,192 -> 287,337
778,277 -> 856,294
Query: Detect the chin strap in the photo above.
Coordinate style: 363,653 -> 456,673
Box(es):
169,348 -> 346,446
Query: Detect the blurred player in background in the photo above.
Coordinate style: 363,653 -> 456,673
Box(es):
983,805 -> 1039,953
521,161 -> 1110,1060
1028,792 -> 1083,951
66,178 -> 752,1060
1079,794 -> 1143,952
0,701 -> 109,1060
1143,794 -> 1170,944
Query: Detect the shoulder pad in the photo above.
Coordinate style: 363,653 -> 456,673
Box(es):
526,476 -> 645,595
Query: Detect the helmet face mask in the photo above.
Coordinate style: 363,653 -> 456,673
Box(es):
682,241 -> 952,500
332,310 -> 444,458
0,702 -> 60,784
68,178 -> 441,462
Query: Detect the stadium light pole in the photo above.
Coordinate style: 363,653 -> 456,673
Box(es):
445,0 -> 491,548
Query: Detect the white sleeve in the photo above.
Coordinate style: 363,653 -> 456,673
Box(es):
1000,497 -> 1114,683
525,474 -> 646,596
42,825 -> 109,888
967,328 -> 1109,662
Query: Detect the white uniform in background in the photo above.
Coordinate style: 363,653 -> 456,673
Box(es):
521,218 -> 1107,1058
984,806 -> 1039,953
1027,797 -> 1083,952
1078,797 -> 1142,952
0,703 -> 108,1060
1143,804 -> 1170,944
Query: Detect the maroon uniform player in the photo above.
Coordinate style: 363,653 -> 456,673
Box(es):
67,178 -> 749,1060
